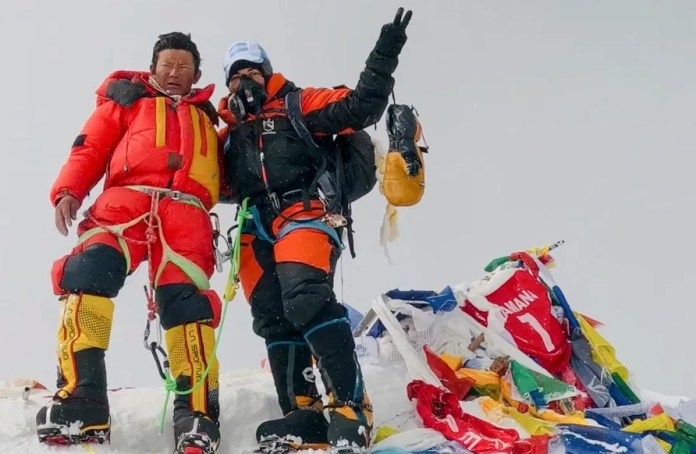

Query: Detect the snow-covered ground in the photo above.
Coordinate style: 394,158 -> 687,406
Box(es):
3,360 -> 695,454
0,363 -> 418,454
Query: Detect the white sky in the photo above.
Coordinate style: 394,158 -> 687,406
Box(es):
1,0 -> 695,399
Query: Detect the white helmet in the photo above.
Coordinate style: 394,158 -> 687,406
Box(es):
223,40 -> 273,84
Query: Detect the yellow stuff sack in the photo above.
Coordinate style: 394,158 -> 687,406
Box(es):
381,104 -> 428,207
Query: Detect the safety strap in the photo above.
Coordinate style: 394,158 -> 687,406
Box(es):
284,89 -> 318,149
244,205 -> 344,250
247,206 -> 276,244
277,219 -> 344,250
77,213 -> 149,272
284,90 -> 356,257
125,185 -> 209,289
127,185 -> 205,209
222,197 -> 252,302
284,90 -> 327,210
151,198 -> 251,434
78,186 -> 210,290
153,225 -> 210,291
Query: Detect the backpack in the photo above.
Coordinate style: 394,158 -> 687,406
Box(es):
315,130 -> 377,210
285,88 -> 378,257
380,104 -> 427,207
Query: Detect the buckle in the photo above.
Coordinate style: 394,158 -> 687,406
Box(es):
326,399 -> 372,412
269,192 -> 281,211
322,213 -> 347,228
168,190 -> 183,201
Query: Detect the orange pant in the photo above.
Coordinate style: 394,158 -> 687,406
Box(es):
238,200 -> 365,411
238,201 -> 345,340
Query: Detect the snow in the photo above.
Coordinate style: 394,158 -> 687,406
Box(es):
0,364 -> 418,453
2,266 -> 695,453
4,340 -> 696,453
3,359 -> 694,453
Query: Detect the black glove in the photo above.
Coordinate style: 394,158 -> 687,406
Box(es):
227,92 -> 246,120
227,75 -> 266,120
375,7 -> 413,58
237,76 -> 266,115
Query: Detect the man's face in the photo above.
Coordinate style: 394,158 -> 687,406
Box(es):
227,67 -> 265,93
151,49 -> 201,96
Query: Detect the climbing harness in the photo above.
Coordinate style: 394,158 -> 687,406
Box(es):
81,185 -> 235,433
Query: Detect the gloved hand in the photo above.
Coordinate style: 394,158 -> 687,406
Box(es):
236,76 -> 266,116
375,7 -> 413,58
227,92 -> 246,120
227,75 -> 267,120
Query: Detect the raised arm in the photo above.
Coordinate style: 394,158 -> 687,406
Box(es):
302,8 -> 413,135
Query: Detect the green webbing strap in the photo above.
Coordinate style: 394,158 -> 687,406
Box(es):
223,197 -> 251,303
152,227 -> 211,291
76,213 -> 150,273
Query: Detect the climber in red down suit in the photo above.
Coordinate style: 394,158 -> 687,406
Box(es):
36,32 -> 224,453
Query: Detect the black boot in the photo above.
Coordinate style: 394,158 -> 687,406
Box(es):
304,318 -> 373,451
256,342 -> 329,449
174,412 -> 221,454
36,294 -> 113,445
326,396 -> 373,452
36,394 -> 111,445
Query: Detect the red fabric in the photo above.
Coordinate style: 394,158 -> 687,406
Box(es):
199,289 -> 222,329
512,435 -> 552,454
462,268 -> 571,373
50,255 -> 69,295
577,313 -> 603,328
423,346 -> 474,400
407,380 -> 520,453
52,187 -> 215,297
50,70 -> 219,210
558,363 -> 592,411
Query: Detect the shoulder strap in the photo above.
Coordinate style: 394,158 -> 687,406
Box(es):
284,89 -> 319,149
285,89 -> 358,258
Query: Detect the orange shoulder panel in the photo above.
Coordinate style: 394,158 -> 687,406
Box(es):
298,87 -> 355,135
299,87 -> 351,116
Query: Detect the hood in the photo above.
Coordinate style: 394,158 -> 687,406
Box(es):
95,70 -> 215,106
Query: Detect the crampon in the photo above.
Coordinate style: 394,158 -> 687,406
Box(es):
175,432 -> 218,454
330,446 -> 368,454
37,425 -> 110,446
255,435 -> 330,453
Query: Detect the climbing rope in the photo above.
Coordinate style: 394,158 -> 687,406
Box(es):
148,197 -> 251,433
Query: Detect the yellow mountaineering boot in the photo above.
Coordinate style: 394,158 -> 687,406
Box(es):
166,322 -> 221,453
36,293 -> 114,445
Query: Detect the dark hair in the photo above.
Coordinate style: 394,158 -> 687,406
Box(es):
151,32 -> 201,72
